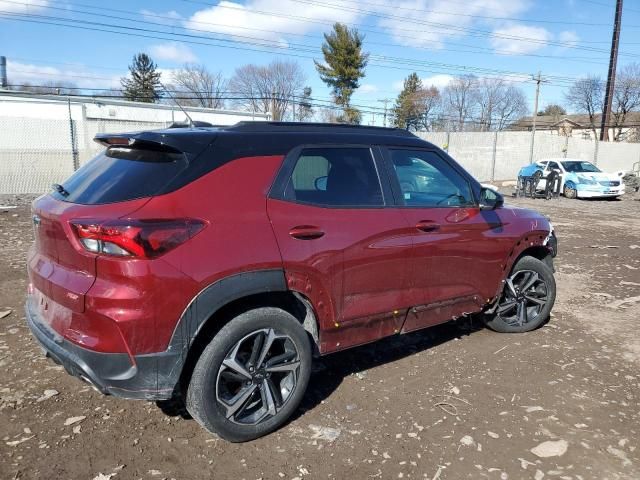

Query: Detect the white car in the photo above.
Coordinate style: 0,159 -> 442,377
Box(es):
524,158 -> 626,199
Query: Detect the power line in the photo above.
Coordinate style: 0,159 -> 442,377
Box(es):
0,9 -> 602,87
0,0 -> 618,66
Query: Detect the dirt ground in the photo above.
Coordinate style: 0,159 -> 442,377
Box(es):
1,191 -> 639,480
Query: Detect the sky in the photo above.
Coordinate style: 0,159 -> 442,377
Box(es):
1,0 -> 640,124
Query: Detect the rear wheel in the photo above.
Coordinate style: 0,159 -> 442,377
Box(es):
485,256 -> 556,333
186,307 -> 312,442
563,184 -> 577,199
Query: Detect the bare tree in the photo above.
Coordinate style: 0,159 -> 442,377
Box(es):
229,60 -> 305,121
494,85 -> 528,130
171,64 -> 227,109
612,63 -> 640,141
474,78 -> 528,131
564,76 -> 604,138
475,78 -> 505,131
443,75 -> 478,131
415,85 -> 441,131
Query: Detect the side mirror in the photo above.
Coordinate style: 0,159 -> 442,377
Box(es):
314,176 -> 328,191
479,187 -> 504,210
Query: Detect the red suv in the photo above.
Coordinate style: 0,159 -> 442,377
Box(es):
26,122 -> 557,442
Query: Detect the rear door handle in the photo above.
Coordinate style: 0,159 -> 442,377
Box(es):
416,221 -> 440,233
289,225 -> 325,240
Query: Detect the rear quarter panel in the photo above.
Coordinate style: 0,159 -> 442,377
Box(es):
127,155 -> 286,352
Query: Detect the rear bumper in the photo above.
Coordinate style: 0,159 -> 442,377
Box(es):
25,295 -> 179,400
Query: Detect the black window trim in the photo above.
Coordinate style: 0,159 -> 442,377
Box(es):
379,146 -> 481,208
268,143 -> 393,209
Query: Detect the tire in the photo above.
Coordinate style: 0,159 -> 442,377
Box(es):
186,307 -> 312,442
484,256 -> 556,333
563,184 -> 577,199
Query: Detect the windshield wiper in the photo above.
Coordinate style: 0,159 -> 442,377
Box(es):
52,183 -> 70,197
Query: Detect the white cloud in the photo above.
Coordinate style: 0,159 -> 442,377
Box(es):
359,84 -> 379,94
140,9 -> 183,26
392,74 -> 454,92
184,0 -> 363,43
490,24 -> 552,55
373,0 -> 532,49
0,0 -> 49,13
421,74 -> 454,89
6,61 -> 122,89
558,30 -> 580,49
149,43 -> 198,64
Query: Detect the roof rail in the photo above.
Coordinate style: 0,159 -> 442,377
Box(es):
225,121 -> 416,137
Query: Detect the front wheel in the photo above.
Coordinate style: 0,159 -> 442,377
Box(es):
485,256 -> 556,333
186,307 -> 312,442
563,184 -> 577,199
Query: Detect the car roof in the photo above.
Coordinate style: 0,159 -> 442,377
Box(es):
95,121 -> 435,155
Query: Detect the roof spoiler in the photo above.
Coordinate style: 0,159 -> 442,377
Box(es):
169,120 -> 214,128
93,134 -> 182,154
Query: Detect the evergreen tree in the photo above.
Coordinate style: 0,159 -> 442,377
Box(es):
393,73 -> 423,130
121,53 -> 162,103
315,23 -> 368,124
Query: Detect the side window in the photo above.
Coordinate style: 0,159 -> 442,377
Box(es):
547,161 -> 560,170
389,149 -> 474,207
286,147 -> 384,207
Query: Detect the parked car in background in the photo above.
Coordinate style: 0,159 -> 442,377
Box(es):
518,158 -> 625,199
26,122 -> 558,442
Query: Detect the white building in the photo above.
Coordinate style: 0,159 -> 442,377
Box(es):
0,91 -> 269,194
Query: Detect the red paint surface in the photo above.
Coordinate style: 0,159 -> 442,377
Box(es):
28,153 -> 552,358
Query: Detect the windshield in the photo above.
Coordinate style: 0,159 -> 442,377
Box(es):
561,161 -> 601,173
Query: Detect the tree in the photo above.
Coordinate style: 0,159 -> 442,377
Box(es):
539,104 -> 567,117
415,86 -> 441,131
443,75 -> 478,131
121,53 -> 162,103
612,63 -> 640,141
564,76 -> 603,138
297,86 -> 314,122
171,64 -> 226,109
393,73 -> 423,130
229,60 -> 305,121
475,78 -> 528,131
315,23 -> 369,124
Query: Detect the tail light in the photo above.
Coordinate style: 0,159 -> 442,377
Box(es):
69,219 -> 206,259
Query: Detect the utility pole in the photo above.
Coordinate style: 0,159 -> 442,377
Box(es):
528,71 -> 547,164
600,0 -> 623,142
271,91 -> 276,121
377,98 -> 392,127
0,56 -> 7,88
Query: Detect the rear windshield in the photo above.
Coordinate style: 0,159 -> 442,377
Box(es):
53,147 -> 188,204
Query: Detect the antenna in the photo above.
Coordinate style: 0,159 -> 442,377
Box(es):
160,81 -> 194,127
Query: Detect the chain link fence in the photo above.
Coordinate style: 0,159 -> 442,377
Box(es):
3,114 -> 640,193
417,131 -> 640,181
0,116 -> 170,194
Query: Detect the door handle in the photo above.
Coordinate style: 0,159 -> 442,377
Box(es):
289,225 -> 325,240
416,221 -> 440,233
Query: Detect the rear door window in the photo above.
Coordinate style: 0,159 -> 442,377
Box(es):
285,147 -> 384,207
54,147 -> 188,205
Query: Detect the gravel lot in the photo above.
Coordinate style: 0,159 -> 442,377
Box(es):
1,191 -> 639,480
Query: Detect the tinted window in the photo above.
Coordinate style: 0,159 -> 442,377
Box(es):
286,148 -> 383,206
547,161 -> 561,170
54,148 -> 188,204
390,150 -> 474,207
561,161 -> 601,173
